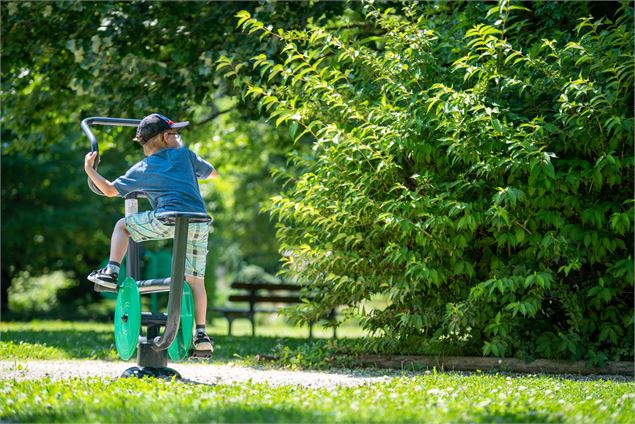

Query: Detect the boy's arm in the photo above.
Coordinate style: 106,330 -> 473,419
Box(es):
186,149 -> 217,180
84,151 -> 119,197
201,169 -> 218,180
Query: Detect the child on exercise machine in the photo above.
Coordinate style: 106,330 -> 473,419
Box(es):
84,113 -> 217,353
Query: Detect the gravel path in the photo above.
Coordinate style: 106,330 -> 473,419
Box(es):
1,360 -> 630,387
0,360 -> 396,387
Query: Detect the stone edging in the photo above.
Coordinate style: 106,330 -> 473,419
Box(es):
352,355 -> 634,376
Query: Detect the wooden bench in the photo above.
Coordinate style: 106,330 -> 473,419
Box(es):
209,281 -> 336,338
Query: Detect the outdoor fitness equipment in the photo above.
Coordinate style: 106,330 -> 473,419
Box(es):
81,117 -> 211,379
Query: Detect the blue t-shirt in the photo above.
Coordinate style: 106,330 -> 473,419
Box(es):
113,147 -> 214,214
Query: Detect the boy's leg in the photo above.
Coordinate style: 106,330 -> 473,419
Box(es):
188,275 -> 213,352
186,275 -> 207,326
88,218 -> 129,288
109,218 -> 130,263
185,222 -> 212,353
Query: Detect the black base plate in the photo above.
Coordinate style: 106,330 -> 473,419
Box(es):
121,366 -> 182,380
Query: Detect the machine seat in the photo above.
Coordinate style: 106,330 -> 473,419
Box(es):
155,211 -> 212,225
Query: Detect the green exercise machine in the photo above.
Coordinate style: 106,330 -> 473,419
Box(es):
81,117 -> 211,379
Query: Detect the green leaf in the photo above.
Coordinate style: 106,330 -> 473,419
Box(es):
235,10 -> 251,28
289,122 -> 299,139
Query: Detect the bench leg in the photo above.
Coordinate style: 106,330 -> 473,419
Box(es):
227,317 -> 233,336
249,313 -> 256,337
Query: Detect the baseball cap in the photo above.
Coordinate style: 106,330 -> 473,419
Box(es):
134,113 -> 189,144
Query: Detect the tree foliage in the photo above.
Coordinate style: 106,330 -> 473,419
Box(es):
1,0 -> 359,152
222,0 -> 634,362
1,1 -> 359,311
0,142 -> 127,315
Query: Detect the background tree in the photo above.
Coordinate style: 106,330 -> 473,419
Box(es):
1,0 -> 362,313
222,0 -> 633,362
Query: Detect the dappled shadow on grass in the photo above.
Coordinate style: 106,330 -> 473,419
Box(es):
0,328 -> 115,360
202,334 -> 310,362
192,406 -> 322,423
467,410 -> 562,423
0,326 -> 315,363
4,404 -> 325,423
1,404 -> 565,424
179,377 -> 216,387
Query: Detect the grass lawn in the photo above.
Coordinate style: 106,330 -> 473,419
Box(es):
0,318 -> 354,363
2,372 -> 633,423
1,320 -> 633,423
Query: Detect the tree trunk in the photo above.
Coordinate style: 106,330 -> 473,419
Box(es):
1,268 -> 11,319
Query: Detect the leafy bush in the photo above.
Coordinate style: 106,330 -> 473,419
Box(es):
220,1 -> 634,363
8,271 -> 74,315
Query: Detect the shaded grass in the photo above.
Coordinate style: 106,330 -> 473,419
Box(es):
0,321 -> 117,360
0,320 -> 328,364
1,374 -> 633,423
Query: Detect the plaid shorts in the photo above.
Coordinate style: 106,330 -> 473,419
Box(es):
124,210 -> 209,278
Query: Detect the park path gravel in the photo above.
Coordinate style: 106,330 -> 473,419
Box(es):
0,360 -> 396,387
1,360 -> 630,387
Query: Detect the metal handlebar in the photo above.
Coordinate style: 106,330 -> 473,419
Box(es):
80,117 -> 141,196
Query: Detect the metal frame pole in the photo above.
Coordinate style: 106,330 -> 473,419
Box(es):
152,216 -> 188,350
124,193 -> 141,281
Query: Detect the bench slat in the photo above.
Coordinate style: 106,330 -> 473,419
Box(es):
231,282 -> 302,291
210,307 -> 278,314
228,295 -> 304,304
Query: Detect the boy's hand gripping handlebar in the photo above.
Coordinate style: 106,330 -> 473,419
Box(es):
80,117 -> 141,196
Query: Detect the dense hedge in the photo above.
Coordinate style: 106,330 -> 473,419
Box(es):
220,1 -> 634,362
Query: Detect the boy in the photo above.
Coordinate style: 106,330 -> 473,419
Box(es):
84,113 -> 217,353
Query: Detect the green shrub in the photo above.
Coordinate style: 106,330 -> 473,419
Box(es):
220,1 -> 634,363
8,271 -> 74,315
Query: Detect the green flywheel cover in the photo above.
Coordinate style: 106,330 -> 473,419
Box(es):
114,277 -> 141,360
168,283 -> 194,361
